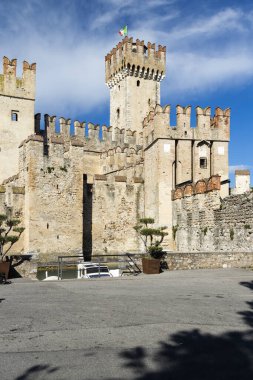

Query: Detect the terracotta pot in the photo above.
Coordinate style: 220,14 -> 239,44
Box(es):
142,257 -> 160,274
0,261 -> 10,280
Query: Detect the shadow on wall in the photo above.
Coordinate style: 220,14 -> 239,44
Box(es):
107,281 -> 253,380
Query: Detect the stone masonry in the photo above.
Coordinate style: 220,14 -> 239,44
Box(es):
173,177 -> 253,253
1,36 -> 252,268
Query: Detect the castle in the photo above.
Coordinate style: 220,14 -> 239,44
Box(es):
1,37 -> 253,270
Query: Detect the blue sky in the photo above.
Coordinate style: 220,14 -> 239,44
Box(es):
0,0 -> 253,184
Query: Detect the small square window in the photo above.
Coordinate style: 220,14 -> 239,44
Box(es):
11,111 -> 18,121
200,157 -> 207,169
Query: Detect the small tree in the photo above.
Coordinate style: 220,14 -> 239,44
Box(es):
134,217 -> 168,259
0,213 -> 24,260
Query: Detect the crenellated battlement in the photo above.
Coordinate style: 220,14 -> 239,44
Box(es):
142,104 -> 230,147
105,37 -> 166,87
26,114 -> 139,152
172,175 -> 221,200
0,56 -> 36,99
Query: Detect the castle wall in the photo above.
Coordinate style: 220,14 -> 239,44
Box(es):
166,251 -> 253,270
0,58 -> 36,183
144,138 -> 175,249
2,112 -> 144,261
176,140 -> 192,184
231,170 -> 250,195
173,178 -> 253,253
143,104 -> 230,197
106,37 -> 165,136
110,75 -> 160,136
0,39 -> 237,269
18,140 -> 84,261
92,175 -> 144,254
0,183 -> 25,255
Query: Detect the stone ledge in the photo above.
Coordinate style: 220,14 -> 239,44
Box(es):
115,176 -> 127,182
13,186 -> 25,194
133,177 -> 144,183
94,174 -> 107,181
51,137 -> 64,144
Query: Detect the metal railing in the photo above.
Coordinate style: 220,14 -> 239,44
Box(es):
57,253 -> 142,280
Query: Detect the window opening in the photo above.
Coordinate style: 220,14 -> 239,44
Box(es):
137,80 -> 140,87
117,108 -> 120,119
11,112 -> 18,121
200,157 -> 207,169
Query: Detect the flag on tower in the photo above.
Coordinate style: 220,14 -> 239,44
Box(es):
119,25 -> 128,37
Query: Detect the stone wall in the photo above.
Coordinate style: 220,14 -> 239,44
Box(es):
173,178 -> 253,252
92,175 -> 144,254
166,251 -> 253,270
0,58 -> 36,183
0,182 -> 25,254
143,104 -> 230,193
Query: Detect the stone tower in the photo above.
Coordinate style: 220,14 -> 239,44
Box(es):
0,57 -> 36,183
105,37 -> 166,136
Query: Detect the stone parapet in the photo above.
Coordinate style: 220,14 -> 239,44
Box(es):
32,114 -> 139,152
142,105 -> 230,148
0,56 -> 36,99
105,37 -> 166,87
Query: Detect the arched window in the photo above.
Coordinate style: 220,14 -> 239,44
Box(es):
11,111 -> 18,121
137,80 -> 140,87
117,108 -> 120,119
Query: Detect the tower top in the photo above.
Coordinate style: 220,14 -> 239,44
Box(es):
0,56 -> 36,99
105,37 -> 166,87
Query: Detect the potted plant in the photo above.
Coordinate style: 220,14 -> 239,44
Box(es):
0,213 -> 24,281
134,218 -> 168,274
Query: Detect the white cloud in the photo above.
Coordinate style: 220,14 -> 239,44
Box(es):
168,8 -> 245,41
0,1 -> 253,120
229,165 -> 253,174
167,49 -> 253,95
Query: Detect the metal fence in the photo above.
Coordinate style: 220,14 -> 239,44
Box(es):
57,253 -> 142,280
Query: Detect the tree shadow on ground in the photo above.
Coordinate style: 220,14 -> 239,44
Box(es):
15,364 -> 59,380
112,280 -> 253,380
239,281 -> 253,328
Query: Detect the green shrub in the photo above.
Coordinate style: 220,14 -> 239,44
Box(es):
134,217 -> 168,259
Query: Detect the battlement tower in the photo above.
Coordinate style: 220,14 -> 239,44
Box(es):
0,57 -> 36,183
105,37 -> 166,135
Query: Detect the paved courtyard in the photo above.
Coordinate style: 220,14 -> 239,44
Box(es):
1,268 -> 253,379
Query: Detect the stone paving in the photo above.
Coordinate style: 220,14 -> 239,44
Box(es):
0,268 -> 253,379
